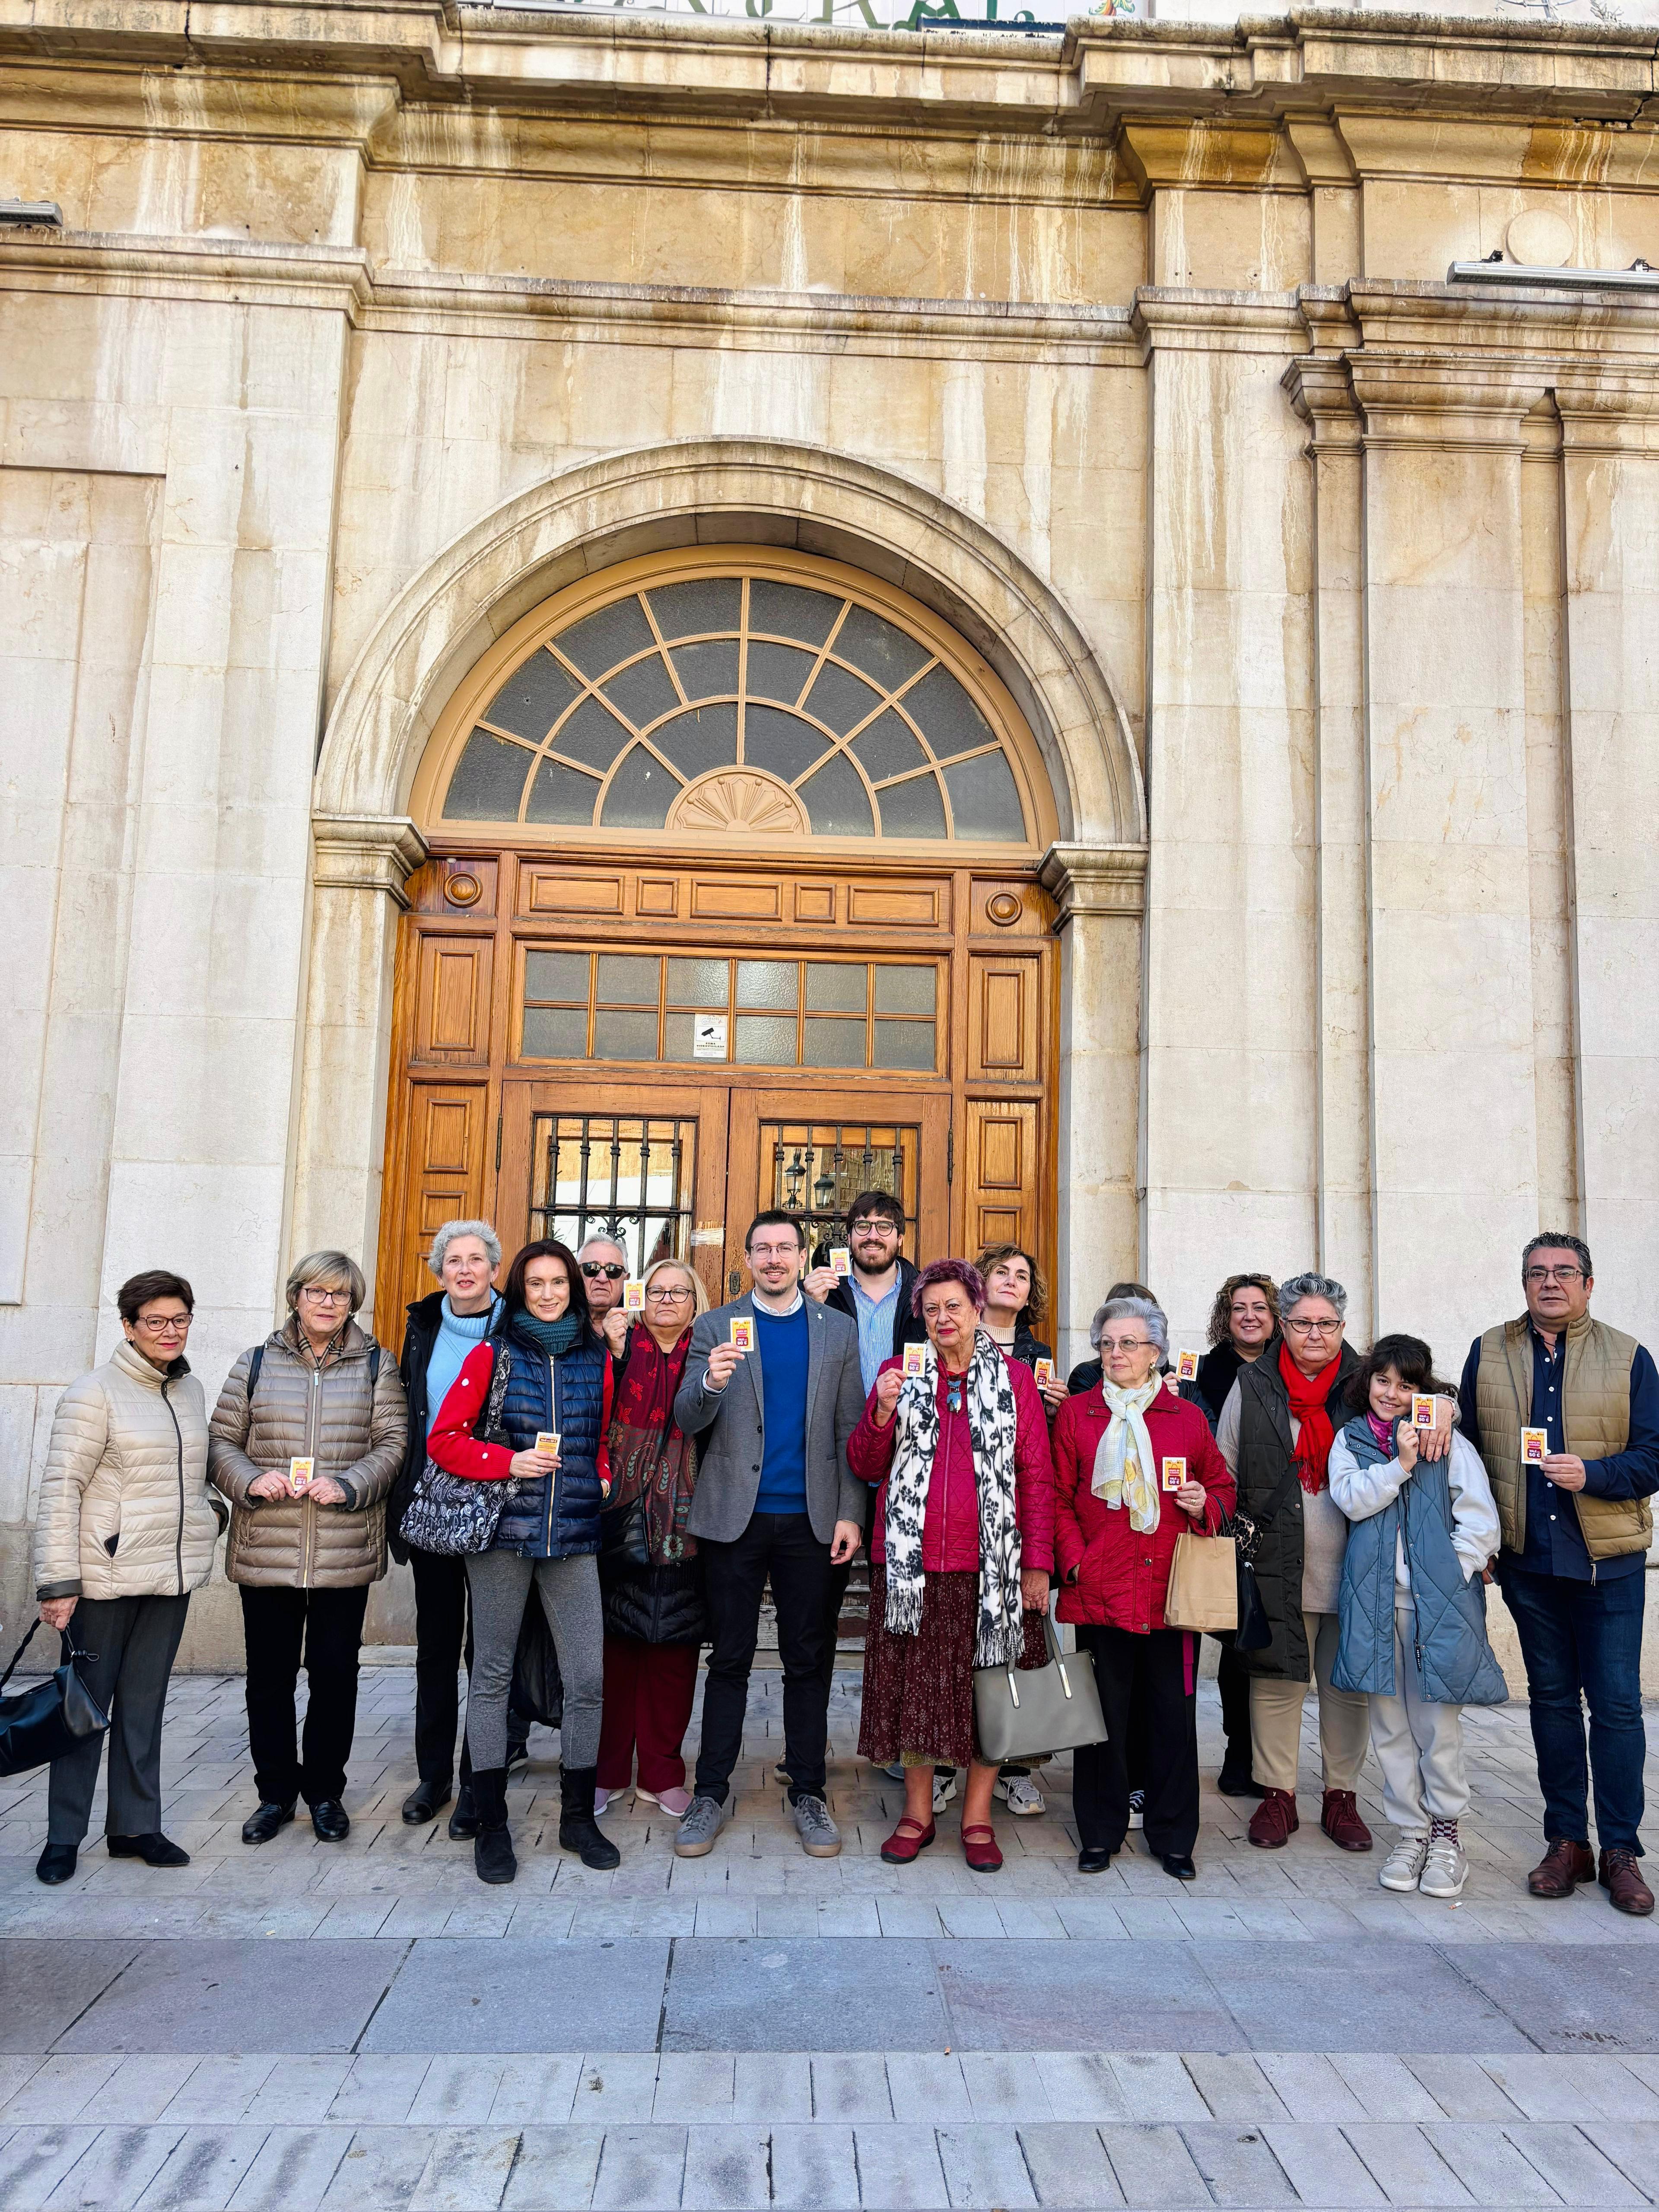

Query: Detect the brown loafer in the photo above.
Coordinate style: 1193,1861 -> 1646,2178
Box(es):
1528,1837 -> 1595,1898
1247,1788 -> 1298,1849
1321,1789 -> 1373,1853
1599,1846 -> 1655,1916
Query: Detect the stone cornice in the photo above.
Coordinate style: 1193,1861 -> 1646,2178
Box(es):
312,814 -> 429,904
1040,844 -> 1147,924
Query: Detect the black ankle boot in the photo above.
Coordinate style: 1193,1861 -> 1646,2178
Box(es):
448,1779 -> 480,1840
559,1764 -> 620,1870
470,1767 -> 516,1885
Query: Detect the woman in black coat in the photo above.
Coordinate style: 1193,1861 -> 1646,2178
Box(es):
595,1257 -> 708,1818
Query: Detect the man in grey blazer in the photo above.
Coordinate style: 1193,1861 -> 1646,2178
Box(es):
671,1210 -> 867,1859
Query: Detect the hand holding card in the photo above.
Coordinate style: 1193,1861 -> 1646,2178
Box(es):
902,1341 -> 927,1377
1176,1351 -> 1200,1384
729,1316 -> 754,1353
1522,1427 -> 1549,1465
830,1248 -> 852,1278
288,1457 -> 314,1496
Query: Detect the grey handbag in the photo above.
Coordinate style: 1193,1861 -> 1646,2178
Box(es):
398,1342 -> 519,1557
973,1612 -> 1108,1765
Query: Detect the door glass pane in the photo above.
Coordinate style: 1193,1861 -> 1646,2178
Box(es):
600,746 -> 677,830
602,652 -> 681,729
525,950 -> 590,1001
661,1013 -> 697,1061
483,649 -> 582,743
445,729 -> 534,821
734,1014 -> 797,1065
851,710 -> 928,782
669,638 -> 741,699
747,578 -> 842,643
833,604 -> 932,690
744,704 -> 830,784
646,577 -> 743,640
803,1017 -> 866,1068
593,1010 -> 659,1060
746,641 -> 817,706
521,1006 -> 588,1059
555,696 -> 634,773
942,749 -> 1025,840
554,595 -> 656,677
801,660 -> 882,736
873,1020 -> 935,1071
875,772 -> 948,839
805,963 -> 866,1014
799,753 -> 874,836
666,957 -> 730,1007
902,664 -> 997,755
597,955 -> 661,1005
653,703 -> 738,778
874,965 -> 937,1017
525,757 -> 601,824
736,960 -> 798,1010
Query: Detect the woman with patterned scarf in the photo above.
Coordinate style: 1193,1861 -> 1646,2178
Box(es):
1052,1297 -> 1234,1880
849,1259 -> 1054,1872
595,1256 -> 709,1819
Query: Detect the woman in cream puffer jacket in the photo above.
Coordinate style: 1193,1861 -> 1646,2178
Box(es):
31,1269 -> 225,1887
208,1249 -> 406,1846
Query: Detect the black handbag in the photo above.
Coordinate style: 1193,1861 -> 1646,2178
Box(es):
0,1620 -> 111,1780
1224,1510 -> 1272,1653
399,1344 -> 518,1557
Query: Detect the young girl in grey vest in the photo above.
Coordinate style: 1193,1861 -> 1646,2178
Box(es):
1328,1335 -> 1505,1901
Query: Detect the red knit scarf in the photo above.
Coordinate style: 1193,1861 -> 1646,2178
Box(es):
1278,1340 -> 1338,1496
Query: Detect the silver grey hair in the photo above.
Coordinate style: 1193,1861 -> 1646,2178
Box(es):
578,1231 -> 627,1259
1094,1296 -> 1169,1359
428,1219 -> 502,1276
1279,1270 -> 1348,1319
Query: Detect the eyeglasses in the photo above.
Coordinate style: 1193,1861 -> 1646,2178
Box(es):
301,1287 -> 350,1305
848,1218 -> 899,1236
1100,1336 -> 1154,1354
749,1245 -> 801,1262
1525,1265 -> 1584,1284
581,1263 -> 626,1280
1284,1317 -> 1341,1335
646,1286 -> 693,1305
135,1314 -> 191,1335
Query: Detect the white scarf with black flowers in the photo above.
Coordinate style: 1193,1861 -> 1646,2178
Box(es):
882,1328 -> 1024,1669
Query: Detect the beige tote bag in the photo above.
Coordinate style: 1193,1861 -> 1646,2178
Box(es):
1163,1531 -> 1239,1633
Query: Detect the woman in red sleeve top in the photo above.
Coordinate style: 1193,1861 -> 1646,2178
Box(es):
1053,1295 -> 1234,1882
849,1258 -> 1054,1874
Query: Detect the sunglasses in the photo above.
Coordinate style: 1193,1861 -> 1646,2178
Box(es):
581,1263 -> 626,1280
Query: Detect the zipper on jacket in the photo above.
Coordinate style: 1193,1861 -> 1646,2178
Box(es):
163,1376 -> 185,1595
544,1355 -> 559,1554
305,1361 -> 323,1588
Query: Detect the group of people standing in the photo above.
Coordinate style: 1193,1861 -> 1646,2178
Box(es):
27,1207 -> 1659,1917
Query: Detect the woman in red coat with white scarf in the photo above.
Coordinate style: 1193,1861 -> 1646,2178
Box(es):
1052,1296 -> 1233,1881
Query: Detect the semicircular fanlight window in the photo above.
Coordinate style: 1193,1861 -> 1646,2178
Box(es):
441,569 -> 1031,843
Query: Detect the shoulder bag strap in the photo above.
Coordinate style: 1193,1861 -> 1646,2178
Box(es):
0,1620 -> 40,1694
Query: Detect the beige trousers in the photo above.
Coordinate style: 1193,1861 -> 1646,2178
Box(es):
1249,1609 -> 1371,1795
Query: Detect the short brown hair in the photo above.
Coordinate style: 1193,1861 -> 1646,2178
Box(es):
1206,1273 -> 1281,1349
845,1189 -> 904,1232
117,1270 -> 194,1325
975,1242 -> 1047,1327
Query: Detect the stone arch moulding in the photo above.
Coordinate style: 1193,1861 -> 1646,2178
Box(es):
314,437 -> 1148,852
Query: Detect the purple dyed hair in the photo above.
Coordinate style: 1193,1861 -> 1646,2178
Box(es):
910,1258 -> 986,1317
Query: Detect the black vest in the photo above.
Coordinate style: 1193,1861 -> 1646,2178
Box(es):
1233,1338 -> 1358,1683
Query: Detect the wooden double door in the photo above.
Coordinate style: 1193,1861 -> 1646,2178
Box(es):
376,848 -> 1056,1332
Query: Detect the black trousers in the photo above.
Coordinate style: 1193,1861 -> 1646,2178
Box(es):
240,1583 -> 369,1807
47,1594 -> 190,1846
1074,1624 -> 1200,1858
1125,1633 -> 1251,1790
696,1512 -> 834,1805
409,1545 -> 535,1789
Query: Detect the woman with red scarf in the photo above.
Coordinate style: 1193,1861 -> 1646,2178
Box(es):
1216,1271 -> 1449,1855
595,1257 -> 708,1818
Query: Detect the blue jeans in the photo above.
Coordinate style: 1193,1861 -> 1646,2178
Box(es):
1499,1562 -> 1646,1853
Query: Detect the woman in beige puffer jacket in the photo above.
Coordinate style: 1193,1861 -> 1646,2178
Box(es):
31,1269 -> 226,1887
208,1249 -> 406,1845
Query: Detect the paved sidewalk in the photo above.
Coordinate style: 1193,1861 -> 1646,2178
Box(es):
3,1665 -> 1659,2208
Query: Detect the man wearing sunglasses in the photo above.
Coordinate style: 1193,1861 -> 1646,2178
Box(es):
578,1236 -> 633,1363
1461,1233 -> 1659,1913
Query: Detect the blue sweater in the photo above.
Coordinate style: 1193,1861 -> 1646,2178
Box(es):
424,1296 -> 501,1440
754,1300 -> 811,1515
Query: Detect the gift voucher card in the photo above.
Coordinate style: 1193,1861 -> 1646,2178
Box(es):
1161,1456 -> 1188,1492
1033,1358 -> 1055,1386
535,1430 -> 561,1456
623,1279 -> 647,1312
1411,1394 -> 1437,1430
902,1341 -> 928,1376
1176,1350 -> 1201,1383
830,1248 -> 852,1277
1522,1426 -> 1549,1463
288,1457 -> 314,1493
729,1316 -> 755,1352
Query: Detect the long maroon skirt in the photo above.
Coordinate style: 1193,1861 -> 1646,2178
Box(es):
858,1563 -> 1047,1770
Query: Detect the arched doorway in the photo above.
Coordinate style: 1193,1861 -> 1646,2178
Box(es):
379,545 -> 1064,1320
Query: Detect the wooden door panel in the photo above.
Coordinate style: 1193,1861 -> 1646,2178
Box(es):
392,1083 -> 492,1324
968,954 -> 1039,1082
414,934 -> 493,1063
961,1099 -> 1039,1254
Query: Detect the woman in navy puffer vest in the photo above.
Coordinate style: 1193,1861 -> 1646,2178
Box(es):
428,1237 -> 616,1884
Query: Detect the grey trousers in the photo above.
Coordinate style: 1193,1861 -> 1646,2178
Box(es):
1369,1601 -> 1471,1830
47,1593 -> 190,1846
464,1550 -> 604,1771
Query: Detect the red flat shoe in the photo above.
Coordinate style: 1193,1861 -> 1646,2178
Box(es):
962,1822 -> 1003,1873
880,1817 -> 936,1865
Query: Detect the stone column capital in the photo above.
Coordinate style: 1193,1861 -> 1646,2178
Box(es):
1283,355 -> 1364,451
1345,361 -> 1551,453
311,814 -> 429,906
1039,842 -> 1147,923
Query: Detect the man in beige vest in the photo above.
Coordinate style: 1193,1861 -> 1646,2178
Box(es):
1459,1233 -> 1659,1916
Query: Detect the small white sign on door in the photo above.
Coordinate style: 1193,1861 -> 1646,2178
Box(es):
693,1014 -> 728,1060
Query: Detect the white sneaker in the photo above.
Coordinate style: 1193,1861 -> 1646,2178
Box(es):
1419,1831 -> 1469,1900
995,1774 -> 1046,1817
932,1771 -> 959,1815
1379,1832 -> 1428,1891
1128,1790 -> 1145,1831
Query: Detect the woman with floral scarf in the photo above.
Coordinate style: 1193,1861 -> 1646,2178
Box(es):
1052,1297 -> 1234,1880
595,1257 -> 709,1818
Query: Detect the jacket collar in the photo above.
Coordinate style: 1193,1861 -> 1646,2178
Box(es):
110,1337 -> 188,1390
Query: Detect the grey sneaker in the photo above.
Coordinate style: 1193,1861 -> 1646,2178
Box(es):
1419,1831 -> 1469,1901
791,1794 -> 842,1858
673,1795 -> 728,1859
1379,1831 -> 1429,1892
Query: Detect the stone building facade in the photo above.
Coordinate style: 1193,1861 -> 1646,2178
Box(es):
3,2 -> 1656,1662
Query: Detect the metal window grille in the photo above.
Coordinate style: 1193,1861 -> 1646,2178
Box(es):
529,1114 -> 696,1274
762,1121 -> 917,1258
